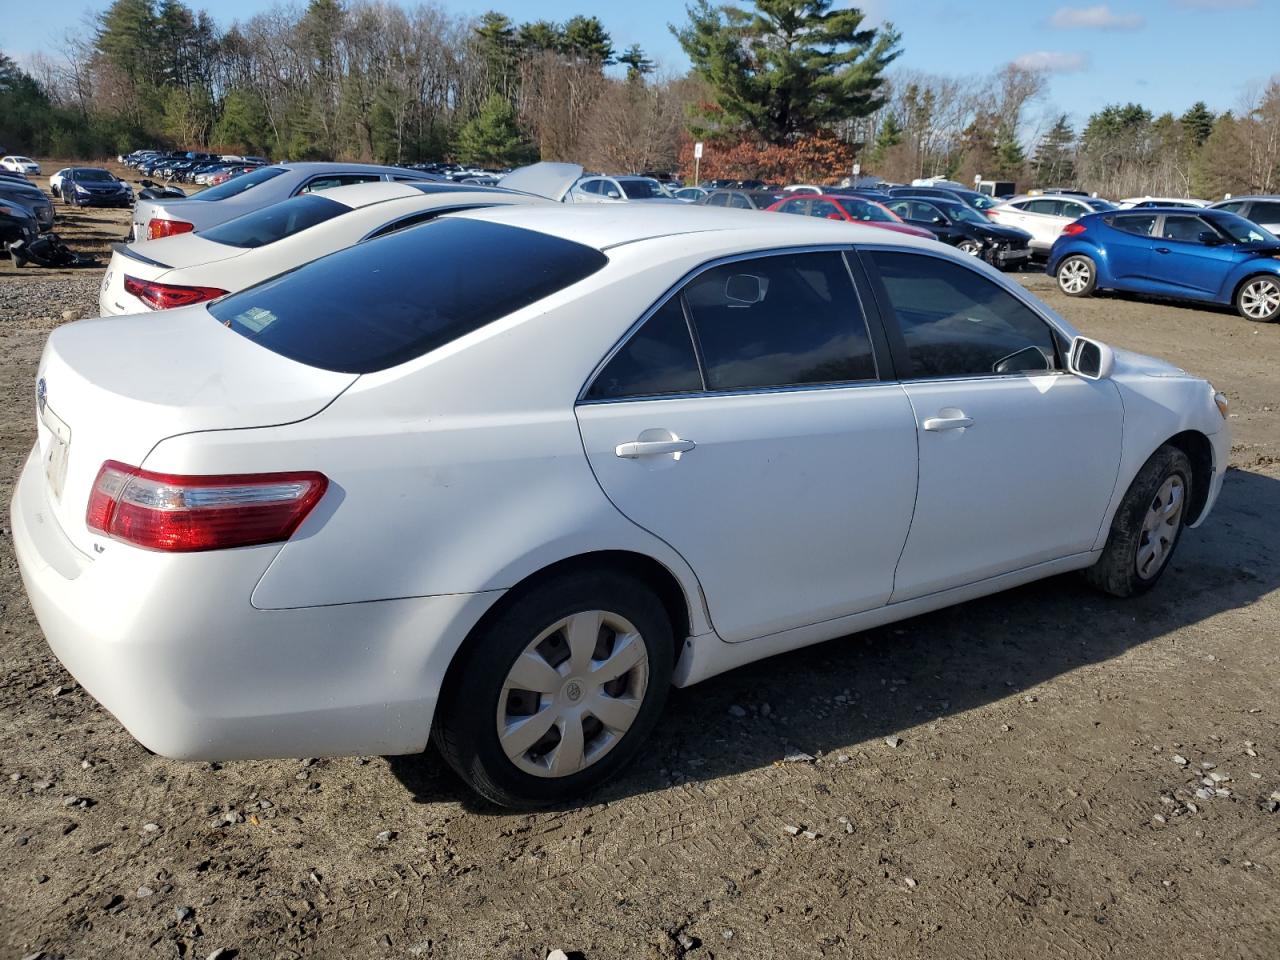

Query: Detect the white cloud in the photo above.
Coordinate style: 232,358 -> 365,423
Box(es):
1174,0 -> 1256,9
1013,51 -> 1091,73
1049,5 -> 1145,29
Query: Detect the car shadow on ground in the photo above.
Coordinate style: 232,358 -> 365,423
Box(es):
388,467 -> 1280,812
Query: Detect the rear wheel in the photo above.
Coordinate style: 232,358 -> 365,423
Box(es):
1085,444 -> 1192,597
1235,276 -> 1280,322
1057,255 -> 1097,297
433,570 -> 674,808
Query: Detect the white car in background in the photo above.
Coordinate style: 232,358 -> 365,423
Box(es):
48,168 -> 70,197
988,194 -> 1119,253
1118,196 -> 1209,209
100,164 -> 581,315
1,155 -> 40,175
566,175 -> 681,204
14,204 -> 1228,808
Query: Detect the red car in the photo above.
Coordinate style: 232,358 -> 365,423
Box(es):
766,193 -> 936,240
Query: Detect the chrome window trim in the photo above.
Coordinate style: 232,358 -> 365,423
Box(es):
576,244 -> 882,405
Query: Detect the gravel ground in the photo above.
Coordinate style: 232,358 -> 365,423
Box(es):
0,265 -> 1277,959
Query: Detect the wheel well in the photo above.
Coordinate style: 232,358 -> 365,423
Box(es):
1231,272 -> 1279,305
438,551 -> 694,704
1164,430 -> 1213,524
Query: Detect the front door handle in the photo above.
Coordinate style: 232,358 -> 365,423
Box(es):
615,438 -> 696,459
1155,246 -> 1171,254
923,412 -> 974,432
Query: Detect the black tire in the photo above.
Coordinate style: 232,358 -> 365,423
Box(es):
1085,444 -> 1192,598
433,569 -> 674,808
1234,275 -> 1280,323
1056,254 -> 1098,297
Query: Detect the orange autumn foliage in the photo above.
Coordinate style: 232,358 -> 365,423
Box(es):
677,129 -> 857,185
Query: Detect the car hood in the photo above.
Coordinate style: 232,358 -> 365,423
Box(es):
1240,241 -> 1280,257
977,222 -> 1033,242
1112,347 -> 1192,380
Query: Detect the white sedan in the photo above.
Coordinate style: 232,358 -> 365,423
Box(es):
13,204 -> 1229,808
97,175 -> 570,315
988,194 -> 1119,253
1,155 -> 40,175
48,168 -> 70,197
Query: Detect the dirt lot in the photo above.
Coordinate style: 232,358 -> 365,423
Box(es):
0,254 -> 1276,959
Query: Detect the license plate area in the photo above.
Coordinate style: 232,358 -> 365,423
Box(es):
40,405 -> 72,501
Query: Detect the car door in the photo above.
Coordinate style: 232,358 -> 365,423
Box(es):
1104,213 -> 1159,282
1147,214 -> 1239,298
1018,199 -> 1070,250
575,250 -> 919,643
861,247 -> 1123,601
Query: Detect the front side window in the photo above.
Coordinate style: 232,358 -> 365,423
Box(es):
779,199 -> 807,215
869,250 -> 1059,379
682,251 -> 876,390
191,165 -> 287,202
841,199 -> 895,223
1249,200 -> 1280,223
619,179 -> 662,200
912,201 -> 945,222
1161,215 -> 1211,242
728,193 -> 751,210
809,199 -> 840,219
200,194 -> 349,249
1024,199 -> 1061,215
209,219 -> 607,374
705,192 -> 728,206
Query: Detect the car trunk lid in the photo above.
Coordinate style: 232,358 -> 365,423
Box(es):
34,306 -> 356,555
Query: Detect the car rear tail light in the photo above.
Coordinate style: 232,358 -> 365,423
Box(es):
86,460 -> 328,552
146,217 -> 194,240
123,275 -> 228,310
1062,223 -> 1087,236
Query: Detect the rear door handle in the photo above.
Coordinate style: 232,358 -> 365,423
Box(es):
922,413 -> 974,432
615,439 -> 696,459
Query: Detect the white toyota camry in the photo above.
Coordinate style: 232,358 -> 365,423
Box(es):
97,166 -> 580,315
13,204 -> 1230,807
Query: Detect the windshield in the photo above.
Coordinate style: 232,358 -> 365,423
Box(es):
948,204 -> 989,225
619,179 -> 664,199
200,194 -> 348,249
208,218 -> 608,373
841,198 -> 896,223
1088,199 -> 1119,212
1212,212 -> 1277,244
967,193 -> 997,210
72,168 -> 115,182
191,165 -> 287,202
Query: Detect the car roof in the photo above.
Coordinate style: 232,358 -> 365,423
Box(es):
301,180 -> 521,211
1210,195 -> 1280,203
447,202 -> 940,253
275,161 -> 440,178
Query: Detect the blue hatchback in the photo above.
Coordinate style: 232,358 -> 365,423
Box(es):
1046,207 -> 1280,322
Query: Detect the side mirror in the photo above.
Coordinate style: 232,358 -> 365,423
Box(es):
725,273 -> 768,305
1068,336 -> 1115,380
1198,230 -> 1224,246
606,190 -> 621,199
932,215 -> 947,225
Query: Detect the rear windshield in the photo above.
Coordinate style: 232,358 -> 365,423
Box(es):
200,194 -> 348,249
191,165 -> 287,201
208,218 -> 608,373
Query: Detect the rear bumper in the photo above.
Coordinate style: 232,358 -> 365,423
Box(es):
11,449 -> 499,760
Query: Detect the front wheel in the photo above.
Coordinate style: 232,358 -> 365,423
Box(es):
1057,255 -> 1097,297
1085,445 -> 1192,598
956,239 -> 982,257
433,570 -> 674,808
1235,276 -> 1280,322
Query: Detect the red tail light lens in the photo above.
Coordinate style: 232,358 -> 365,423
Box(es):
123,275 -> 228,310
86,460 -> 328,552
146,217 -> 194,240
1062,223 -> 1087,236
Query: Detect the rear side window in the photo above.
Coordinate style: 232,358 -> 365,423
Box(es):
208,219 -> 607,374
1112,214 -> 1158,237
299,174 -> 381,194
191,165 -> 287,201
200,194 -> 348,249
869,251 -> 1058,379
682,252 -> 876,390
585,297 -> 702,400
1250,201 -> 1280,223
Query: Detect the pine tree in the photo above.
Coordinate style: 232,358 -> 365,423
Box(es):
474,12 -> 519,99
454,93 -> 534,167
619,44 -> 655,83
1180,101 -> 1215,147
1032,114 -> 1075,186
562,15 -> 614,64
672,0 -> 901,144
993,123 -> 1026,180
517,20 -> 562,54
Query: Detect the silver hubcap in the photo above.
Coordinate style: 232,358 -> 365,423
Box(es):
496,610 -> 649,778
958,241 -> 981,256
1060,258 -> 1091,294
1240,279 -> 1280,320
1136,475 -> 1184,579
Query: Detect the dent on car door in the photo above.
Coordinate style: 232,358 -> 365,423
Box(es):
575,250 -> 919,643
862,248 -> 1123,601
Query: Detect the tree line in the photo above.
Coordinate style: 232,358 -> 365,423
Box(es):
1,0 -> 1278,198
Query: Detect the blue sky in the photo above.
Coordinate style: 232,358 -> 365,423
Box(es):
7,0 -> 1277,126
